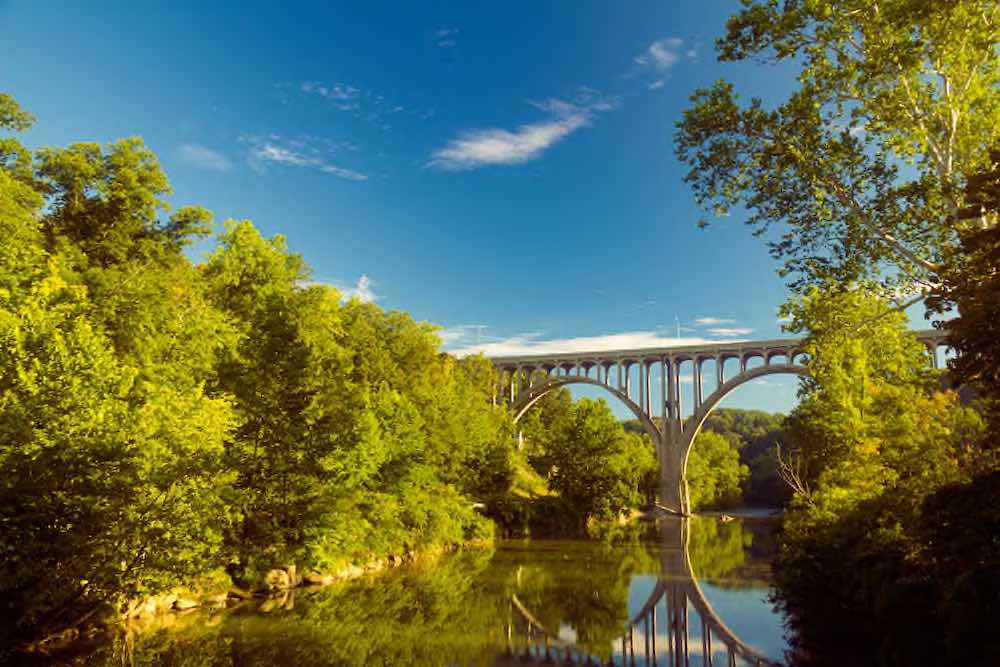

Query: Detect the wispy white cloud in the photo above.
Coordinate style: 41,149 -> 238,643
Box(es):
176,143 -> 232,172
297,80 -> 412,129
341,274 -> 378,302
435,27 -> 459,47
707,327 -> 754,337
300,80 -> 361,109
448,329 -> 752,358
436,324 -> 492,346
428,116 -> 588,169
691,317 -> 753,337
633,37 -> 697,90
242,134 -> 367,181
693,317 -> 736,327
635,37 -> 684,70
428,88 -> 618,170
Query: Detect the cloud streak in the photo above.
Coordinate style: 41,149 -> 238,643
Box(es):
446,329 -> 753,358
300,80 -> 361,109
176,143 -> 232,172
428,89 -> 617,170
706,327 -> 754,337
341,274 -> 378,302
693,317 -> 736,327
435,27 -> 459,48
298,80 -> 415,130
634,37 -> 697,90
243,135 -> 367,181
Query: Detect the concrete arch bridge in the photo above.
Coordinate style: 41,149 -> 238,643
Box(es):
491,330 -> 948,515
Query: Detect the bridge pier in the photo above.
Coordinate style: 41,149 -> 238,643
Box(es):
659,436 -> 689,516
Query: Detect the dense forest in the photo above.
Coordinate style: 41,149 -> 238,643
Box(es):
0,94 -> 663,649
0,93 -> 512,644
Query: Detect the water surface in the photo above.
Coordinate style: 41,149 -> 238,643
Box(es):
53,516 -> 787,666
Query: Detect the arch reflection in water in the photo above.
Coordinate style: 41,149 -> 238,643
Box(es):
499,518 -> 782,667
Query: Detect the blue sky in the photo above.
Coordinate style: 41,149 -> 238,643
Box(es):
2,1 -> 808,414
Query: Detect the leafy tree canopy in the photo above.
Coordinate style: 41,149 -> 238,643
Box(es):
675,0 -> 1000,295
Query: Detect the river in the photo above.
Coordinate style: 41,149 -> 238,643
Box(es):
48,515 -> 788,666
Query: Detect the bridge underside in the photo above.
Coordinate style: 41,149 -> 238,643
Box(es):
492,331 -> 946,515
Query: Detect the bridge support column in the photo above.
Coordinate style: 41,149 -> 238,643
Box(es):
658,433 -> 688,515
693,358 -> 703,410
638,361 -> 646,413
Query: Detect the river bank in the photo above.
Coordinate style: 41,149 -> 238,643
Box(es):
15,538 -> 491,661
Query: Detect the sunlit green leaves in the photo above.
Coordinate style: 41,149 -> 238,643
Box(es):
676,0 -> 1000,293
686,430 -> 749,511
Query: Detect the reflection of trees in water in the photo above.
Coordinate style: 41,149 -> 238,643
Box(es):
687,517 -> 752,582
70,523 -> 772,666
501,538 -> 659,655
83,549 -> 507,667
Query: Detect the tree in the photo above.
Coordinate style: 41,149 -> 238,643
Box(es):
675,0 -> 1000,295
0,96 -> 234,643
686,430 -> 749,510
780,287 -> 971,509
927,146 -> 1000,445
1,92 -> 516,647
205,220 -> 376,574
518,383 -> 573,476
771,287 -> 985,666
545,398 -> 656,527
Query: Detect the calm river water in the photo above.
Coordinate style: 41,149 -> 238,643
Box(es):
53,516 -> 788,666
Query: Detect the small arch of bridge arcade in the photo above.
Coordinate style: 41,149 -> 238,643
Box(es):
677,363 -> 805,511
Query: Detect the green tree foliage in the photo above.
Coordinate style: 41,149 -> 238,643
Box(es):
542,399 -> 656,527
701,408 -> 784,445
928,146 -> 1000,444
0,94 -> 515,647
686,430 -> 749,511
518,383 -> 573,477
780,288 -> 972,509
772,287 -> 989,666
675,0 -> 1000,294
0,96 -> 235,642
515,390 -> 657,533
698,408 -> 794,506
205,221 -> 509,578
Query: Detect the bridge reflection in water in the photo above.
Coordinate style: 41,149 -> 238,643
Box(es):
496,518 -> 781,667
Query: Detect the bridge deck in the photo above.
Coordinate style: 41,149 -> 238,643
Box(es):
489,329 -> 945,366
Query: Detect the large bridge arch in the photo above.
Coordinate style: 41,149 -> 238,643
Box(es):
510,375 -> 663,454
676,363 -> 805,511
